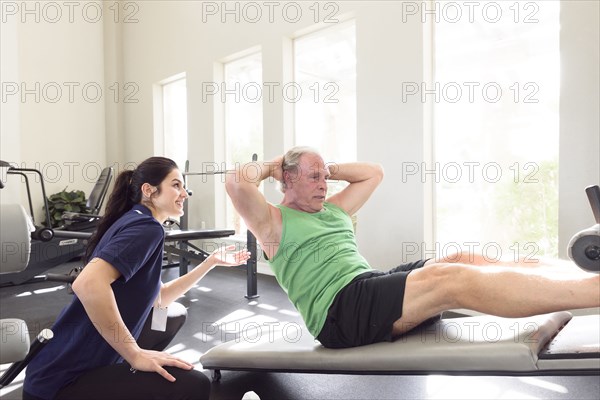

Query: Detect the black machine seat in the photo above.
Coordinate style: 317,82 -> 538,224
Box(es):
62,167 -> 113,229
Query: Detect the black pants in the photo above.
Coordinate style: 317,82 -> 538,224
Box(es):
24,303 -> 210,400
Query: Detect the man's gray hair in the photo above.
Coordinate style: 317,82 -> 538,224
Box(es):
280,146 -> 321,193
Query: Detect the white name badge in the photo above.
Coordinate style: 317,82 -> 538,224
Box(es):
151,305 -> 168,332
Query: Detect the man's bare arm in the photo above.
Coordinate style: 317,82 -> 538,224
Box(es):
225,157 -> 282,240
326,162 -> 384,216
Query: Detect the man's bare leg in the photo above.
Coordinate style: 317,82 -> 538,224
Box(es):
438,251 -> 591,276
392,262 -> 600,335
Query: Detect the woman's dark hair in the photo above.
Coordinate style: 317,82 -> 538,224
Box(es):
85,156 -> 179,262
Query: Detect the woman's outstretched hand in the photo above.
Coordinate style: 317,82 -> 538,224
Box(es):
207,244 -> 251,267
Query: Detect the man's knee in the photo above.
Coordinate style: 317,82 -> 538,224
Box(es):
411,263 -> 472,309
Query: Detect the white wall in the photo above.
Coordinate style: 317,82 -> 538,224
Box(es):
2,1 -> 598,269
1,2 -> 107,222
354,4 -> 425,268
103,1 -> 126,168
0,12 -> 21,204
559,1 -> 600,258
116,1 -> 427,269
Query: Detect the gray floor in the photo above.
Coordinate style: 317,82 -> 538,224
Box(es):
1,261 -> 599,400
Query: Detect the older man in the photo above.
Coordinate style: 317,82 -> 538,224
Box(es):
226,146 -> 600,348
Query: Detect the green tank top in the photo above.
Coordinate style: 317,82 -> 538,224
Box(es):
266,202 -> 373,337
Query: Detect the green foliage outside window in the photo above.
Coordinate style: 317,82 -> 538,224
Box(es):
495,159 -> 559,258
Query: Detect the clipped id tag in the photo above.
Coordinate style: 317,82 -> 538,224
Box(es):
151,305 -> 168,332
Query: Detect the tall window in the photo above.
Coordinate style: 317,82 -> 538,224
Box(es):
161,77 -> 188,169
294,20 -> 356,195
224,52 -> 264,234
434,2 -> 560,259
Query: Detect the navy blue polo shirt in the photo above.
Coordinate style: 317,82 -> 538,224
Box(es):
24,205 -> 165,399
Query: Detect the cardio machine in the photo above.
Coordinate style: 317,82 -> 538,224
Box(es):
0,161 -> 112,286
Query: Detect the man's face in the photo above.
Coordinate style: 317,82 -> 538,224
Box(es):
285,153 -> 330,212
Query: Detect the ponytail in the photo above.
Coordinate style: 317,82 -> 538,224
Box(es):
84,157 -> 178,262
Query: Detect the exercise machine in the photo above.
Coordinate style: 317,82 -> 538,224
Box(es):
200,185 -> 600,381
0,163 -> 110,286
0,203 -> 54,388
61,166 -> 113,231
568,185 -> 600,273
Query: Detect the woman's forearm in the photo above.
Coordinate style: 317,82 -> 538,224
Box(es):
160,245 -> 251,306
159,258 -> 217,306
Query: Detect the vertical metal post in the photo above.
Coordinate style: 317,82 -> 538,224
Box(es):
179,160 -> 190,276
245,153 -> 259,299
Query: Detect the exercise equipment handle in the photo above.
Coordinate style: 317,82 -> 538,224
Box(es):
52,230 -> 93,240
0,160 -> 10,189
0,329 -> 53,388
586,185 -> 600,224
45,273 -> 76,284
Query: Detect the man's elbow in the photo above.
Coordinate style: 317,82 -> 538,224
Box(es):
225,172 -> 240,198
373,163 -> 384,182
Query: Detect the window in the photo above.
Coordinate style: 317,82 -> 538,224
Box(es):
159,76 -> 188,169
433,2 -> 560,259
294,20 -> 357,195
223,52 -> 264,234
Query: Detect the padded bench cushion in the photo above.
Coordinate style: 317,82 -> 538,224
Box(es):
200,312 -> 573,374
0,318 -> 30,364
537,315 -> 600,371
0,204 -> 33,273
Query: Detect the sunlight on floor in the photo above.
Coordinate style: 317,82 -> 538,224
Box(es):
278,309 -> 300,317
186,296 -> 309,350
165,343 -> 186,353
518,377 -> 568,394
193,331 -> 214,343
0,364 -> 25,398
256,303 -> 277,311
16,285 -> 66,297
170,348 -> 203,364
248,300 -> 300,318
33,285 -> 65,295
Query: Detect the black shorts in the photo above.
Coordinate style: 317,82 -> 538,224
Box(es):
316,259 -> 429,349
